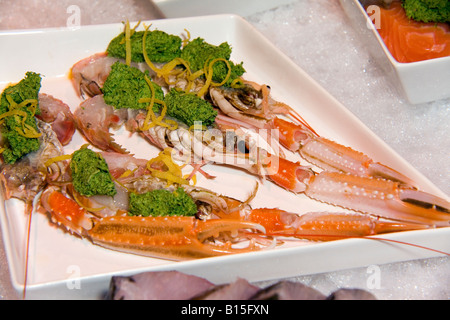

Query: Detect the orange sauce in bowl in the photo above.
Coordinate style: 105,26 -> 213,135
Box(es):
374,1 -> 450,63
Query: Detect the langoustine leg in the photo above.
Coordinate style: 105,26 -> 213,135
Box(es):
215,207 -> 429,241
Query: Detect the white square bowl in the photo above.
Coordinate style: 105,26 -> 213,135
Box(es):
339,0 -> 450,104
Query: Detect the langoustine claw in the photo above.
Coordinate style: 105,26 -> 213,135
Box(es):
266,157 -> 450,227
216,208 -> 429,241
39,180 -> 430,260
40,186 -> 93,236
40,186 -> 265,260
272,117 -> 418,187
88,215 -> 264,260
305,171 -> 450,227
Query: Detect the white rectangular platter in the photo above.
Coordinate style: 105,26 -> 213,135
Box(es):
0,14 -> 448,299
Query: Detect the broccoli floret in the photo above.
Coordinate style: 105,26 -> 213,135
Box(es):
70,147 -> 117,197
403,0 -> 450,23
163,88 -> 218,127
106,30 -> 182,63
180,37 -> 245,87
0,72 -> 42,164
102,61 -> 164,110
128,187 -> 197,217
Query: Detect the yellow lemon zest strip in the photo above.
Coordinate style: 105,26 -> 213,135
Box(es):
197,58 -> 231,97
124,20 -> 132,66
141,25 -> 202,92
146,149 -> 189,186
72,191 -> 106,213
139,76 -> 179,131
117,169 -> 135,179
15,125 -> 41,138
44,154 -> 73,168
142,24 -> 163,75
2,97 -> 41,138
0,109 -> 28,121
182,28 -> 191,47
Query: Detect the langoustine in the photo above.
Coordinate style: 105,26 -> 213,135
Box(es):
0,119 -> 70,214
0,87 -> 77,212
36,150 -> 432,261
35,148 -> 266,260
70,52 -> 164,98
0,117 -> 73,299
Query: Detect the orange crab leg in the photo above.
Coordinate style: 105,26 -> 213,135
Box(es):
87,216 -> 264,260
246,208 -> 286,234
42,188 -> 93,236
42,188 -> 265,260
306,172 -> 450,227
218,208 -> 430,241
272,117 -> 312,152
272,117 -> 417,187
262,153 -> 314,193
